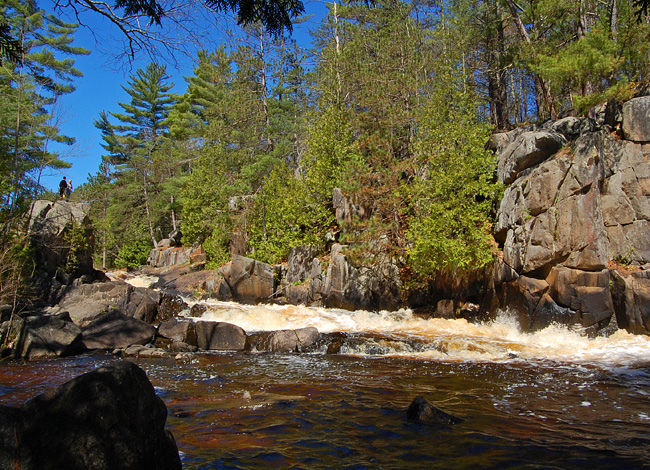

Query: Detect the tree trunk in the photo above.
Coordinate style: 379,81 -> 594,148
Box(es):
610,0 -> 618,42
170,195 -> 177,231
258,29 -> 273,151
503,0 -> 557,119
485,0 -> 510,130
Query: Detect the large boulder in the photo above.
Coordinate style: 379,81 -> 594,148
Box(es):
224,255 -> 276,304
49,281 -> 160,326
246,327 -> 319,353
497,131 -> 567,184
81,310 -> 156,350
622,96 -> 650,142
158,317 -> 198,346
195,321 -> 247,350
2,312 -> 85,360
0,361 -> 181,470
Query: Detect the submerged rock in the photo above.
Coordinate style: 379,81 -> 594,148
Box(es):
406,396 -> 463,426
0,361 -> 181,470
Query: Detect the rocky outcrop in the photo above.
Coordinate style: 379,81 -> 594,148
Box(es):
322,243 -> 401,311
148,244 -> 206,268
490,108 -> 650,334
223,255 -> 277,304
27,200 -> 94,277
81,310 -> 156,350
27,200 -> 101,303
0,361 -> 181,470
622,96 -> 650,142
1,312 -> 85,360
610,269 -> 650,335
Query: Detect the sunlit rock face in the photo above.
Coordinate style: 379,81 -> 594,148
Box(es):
27,200 -> 99,303
490,108 -> 650,334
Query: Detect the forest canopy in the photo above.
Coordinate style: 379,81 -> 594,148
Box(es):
2,0 -> 650,304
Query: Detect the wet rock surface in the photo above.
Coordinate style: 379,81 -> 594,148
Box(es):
406,396 -> 464,426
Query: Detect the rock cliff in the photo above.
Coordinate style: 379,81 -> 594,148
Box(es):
487,96 -> 650,334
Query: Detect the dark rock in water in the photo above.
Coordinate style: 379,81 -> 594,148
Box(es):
406,396 -> 463,426
216,279 -> 233,301
157,293 -> 188,322
0,361 -> 181,470
189,304 -> 207,318
3,312 -> 85,360
158,317 -> 198,347
81,310 -> 156,350
246,327 -> 319,352
195,321 -> 247,350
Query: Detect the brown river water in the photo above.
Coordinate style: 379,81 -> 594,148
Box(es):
2,279 -> 650,469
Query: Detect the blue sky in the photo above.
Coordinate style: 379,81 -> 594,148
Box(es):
41,0 -> 328,193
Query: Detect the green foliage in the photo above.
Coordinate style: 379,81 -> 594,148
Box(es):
247,168 -> 333,264
532,30 -> 623,112
62,220 -> 92,273
405,28 -> 502,278
88,62 -> 182,266
115,239 -> 152,269
0,0 -> 88,211
203,227 -> 232,268
0,216 -> 35,306
304,104 -> 365,201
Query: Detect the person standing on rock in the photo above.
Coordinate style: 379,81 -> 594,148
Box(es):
59,176 -> 68,199
66,179 -> 73,200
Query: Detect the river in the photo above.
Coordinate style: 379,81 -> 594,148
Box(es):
2,293 -> 650,469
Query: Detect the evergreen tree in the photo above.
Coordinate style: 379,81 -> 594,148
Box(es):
0,0 -> 88,211
94,62 -> 177,251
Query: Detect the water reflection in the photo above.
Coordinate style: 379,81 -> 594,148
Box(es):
2,286 -> 650,468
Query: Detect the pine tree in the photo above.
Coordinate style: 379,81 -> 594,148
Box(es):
0,0 -> 89,211
94,62 -> 177,251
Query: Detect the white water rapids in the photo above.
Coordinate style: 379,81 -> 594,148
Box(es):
117,271 -> 650,368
